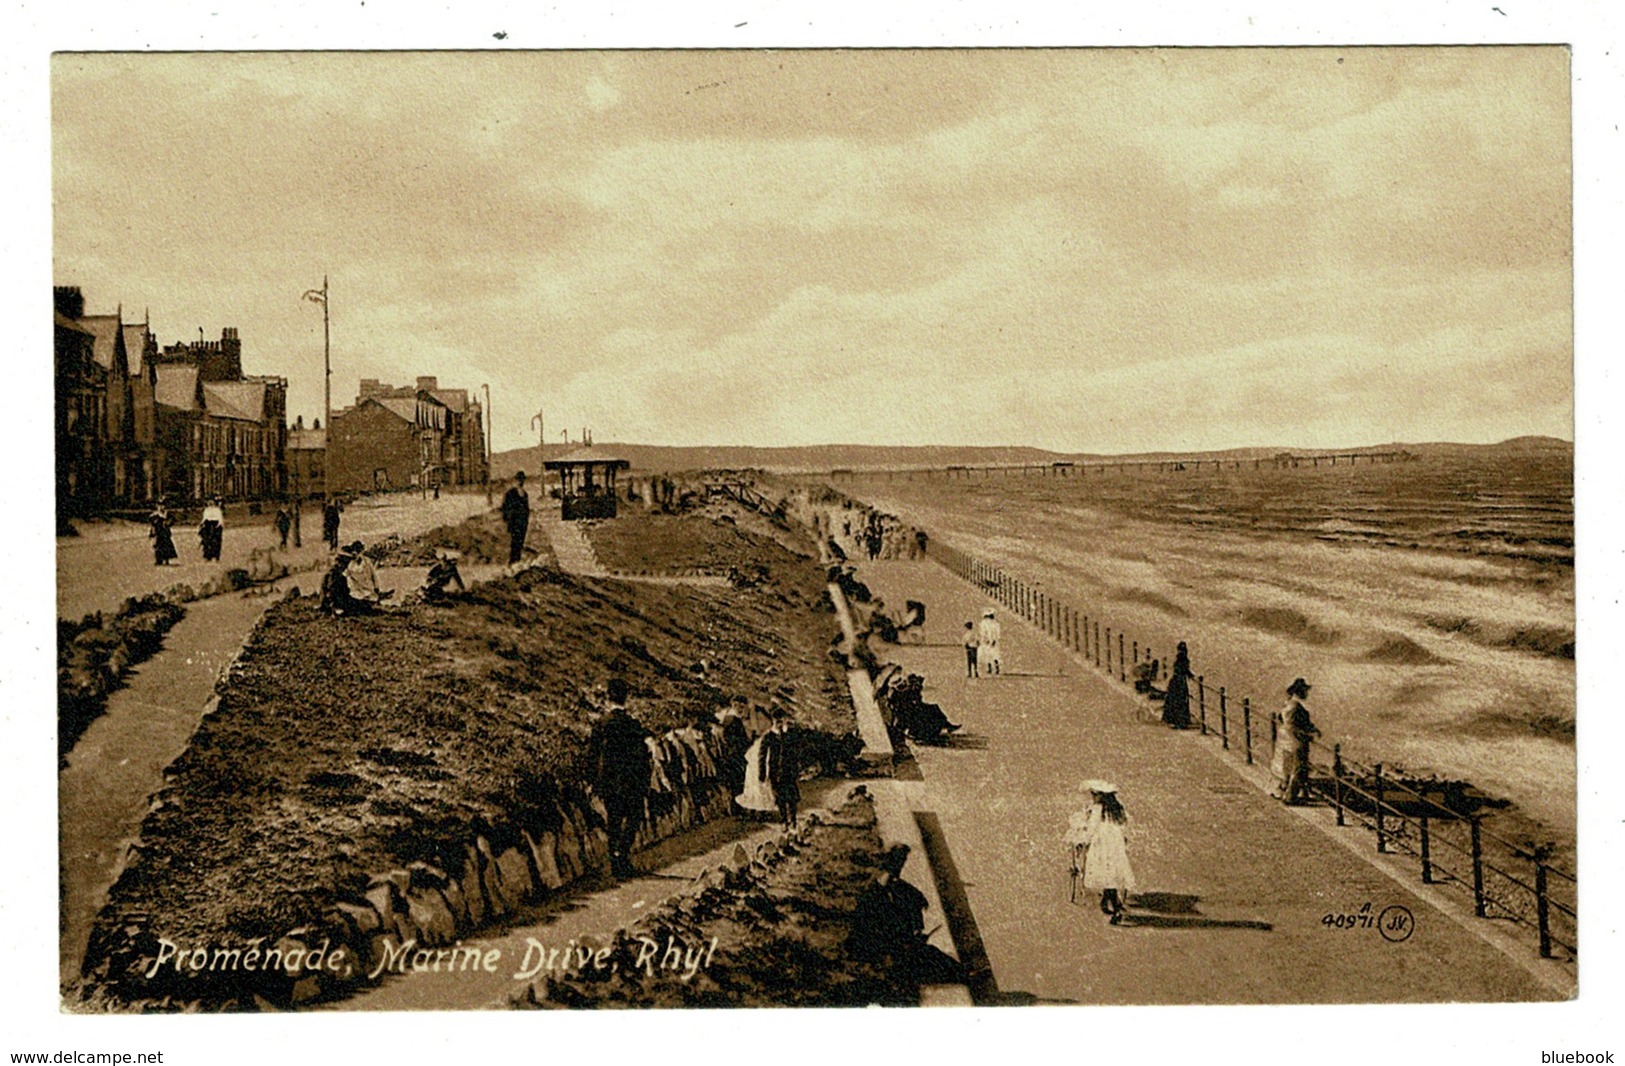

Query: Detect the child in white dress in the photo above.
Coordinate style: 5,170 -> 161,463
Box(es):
1065,781 -> 1136,924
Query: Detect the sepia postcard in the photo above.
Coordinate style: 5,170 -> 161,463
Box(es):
33,24 -> 1607,1058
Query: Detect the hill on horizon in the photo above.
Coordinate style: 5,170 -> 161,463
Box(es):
487,436 -> 1570,479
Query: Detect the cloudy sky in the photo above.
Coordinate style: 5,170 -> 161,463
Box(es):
53,48 -> 1571,453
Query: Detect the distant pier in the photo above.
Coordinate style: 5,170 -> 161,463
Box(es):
812,449 -> 1418,482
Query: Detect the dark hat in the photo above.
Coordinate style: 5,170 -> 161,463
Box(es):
880,844 -> 911,875
515,470 -> 527,481
345,540 -> 365,553
1287,678 -> 1312,698
606,676 -> 629,705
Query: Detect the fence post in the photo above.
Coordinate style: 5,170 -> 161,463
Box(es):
1105,627 -> 1112,675
1533,846 -> 1553,958
1094,622 -> 1101,666
1132,640 -> 1139,665
1118,634 -> 1126,682
1219,687 -> 1229,749
1197,676 -> 1206,734
1470,817 -> 1486,917
1420,813 -> 1432,883
1242,698 -> 1253,765
1332,744 -> 1345,826
1374,763 -> 1387,853
1084,614 -> 1091,659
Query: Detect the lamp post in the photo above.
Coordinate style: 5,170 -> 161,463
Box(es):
301,277 -> 331,444
481,382 -> 492,505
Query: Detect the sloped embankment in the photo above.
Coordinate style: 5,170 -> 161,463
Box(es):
513,790 -> 913,1009
79,512 -> 852,1010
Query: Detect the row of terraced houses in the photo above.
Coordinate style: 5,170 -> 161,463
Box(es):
54,286 -> 487,520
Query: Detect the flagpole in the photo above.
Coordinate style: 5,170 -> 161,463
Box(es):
322,275 -> 331,432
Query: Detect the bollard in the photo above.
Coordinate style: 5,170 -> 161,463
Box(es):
1219,687 -> 1229,749
1470,817 -> 1486,917
1374,763 -> 1387,853
1118,634 -> 1126,682
1242,697 -> 1253,764
1332,744 -> 1346,826
1420,813 -> 1432,883
1197,676 -> 1207,733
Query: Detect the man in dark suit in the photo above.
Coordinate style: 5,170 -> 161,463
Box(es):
500,471 -> 531,565
586,677 -> 651,878
760,714 -> 801,829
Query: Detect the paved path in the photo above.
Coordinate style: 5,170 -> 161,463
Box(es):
859,559 -> 1563,1005
58,593 -> 274,987
327,779 -> 854,1011
57,492 -> 491,621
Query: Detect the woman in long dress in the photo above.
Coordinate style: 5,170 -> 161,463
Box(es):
734,731 -> 778,817
148,504 -> 178,565
1065,782 -> 1135,924
1161,642 -> 1192,729
1271,678 -> 1315,802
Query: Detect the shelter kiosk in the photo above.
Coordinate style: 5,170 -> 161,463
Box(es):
543,446 -> 632,520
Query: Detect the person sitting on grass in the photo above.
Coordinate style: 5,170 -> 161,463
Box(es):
319,545 -> 375,617
421,549 -> 466,604
848,844 -> 964,988
342,540 -> 394,607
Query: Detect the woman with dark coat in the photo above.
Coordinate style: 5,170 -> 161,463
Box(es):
1162,642 -> 1193,729
148,504 -> 178,566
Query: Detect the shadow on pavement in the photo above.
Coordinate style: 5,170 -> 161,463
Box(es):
1122,891 -> 1273,931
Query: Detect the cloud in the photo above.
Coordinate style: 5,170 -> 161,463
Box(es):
53,48 -> 1571,452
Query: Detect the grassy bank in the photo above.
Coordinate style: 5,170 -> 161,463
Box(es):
81,508 -> 851,1005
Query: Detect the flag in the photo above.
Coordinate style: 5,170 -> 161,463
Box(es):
302,288 -> 326,304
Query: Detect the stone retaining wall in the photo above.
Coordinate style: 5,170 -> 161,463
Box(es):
83,718 -> 743,1010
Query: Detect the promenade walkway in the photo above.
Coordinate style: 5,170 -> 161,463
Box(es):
858,559 -> 1562,1005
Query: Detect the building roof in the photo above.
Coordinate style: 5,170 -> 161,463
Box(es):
203,380 -> 268,423
542,446 -> 632,471
429,388 -> 468,413
374,397 -> 421,423
55,311 -> 95,336
154,364 -> 200,411
121,323 -> 150,375
79,315 -> 123,372
287,427 -> 327,450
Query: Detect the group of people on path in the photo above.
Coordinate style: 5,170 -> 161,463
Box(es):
148,496 -> 348,566
146,497 -> 228,566
962,609 -> 1002,678
584,677 -> 805,880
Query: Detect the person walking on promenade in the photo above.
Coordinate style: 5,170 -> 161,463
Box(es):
761,713 -> 802,829
1162,642 -> 1193,729
1271,678 -> 1320,804
274,507 -> 292,550
1065,781 -> 1136,924
736,717 -> 779,819
148,503 -> 178,566
963,621 -> 980,678
977,609 -> 1003,676
198,497 -> 225,562
322,497 -> 342,551
501,471 -> 532,566
586,677 -> 652,879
